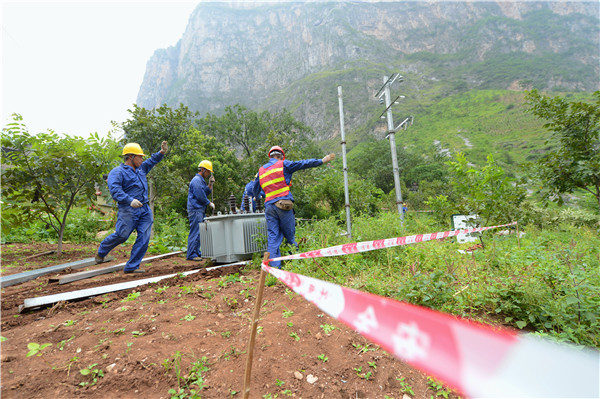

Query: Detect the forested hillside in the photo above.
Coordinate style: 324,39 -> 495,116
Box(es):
137,1 -> 599,153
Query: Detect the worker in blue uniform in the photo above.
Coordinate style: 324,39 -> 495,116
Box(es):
254,146 -> 335,268
186,160 -> 215,261
95,141 -> 168,273
240,176 -> 264,212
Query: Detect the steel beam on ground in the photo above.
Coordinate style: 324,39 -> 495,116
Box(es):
1,257 -> 113,288
19,261 -> 249,313
57,251 -> 183,285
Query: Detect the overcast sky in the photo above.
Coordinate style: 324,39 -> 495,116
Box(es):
2,1 -> 199,139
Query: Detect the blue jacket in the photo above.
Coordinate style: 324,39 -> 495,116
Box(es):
241,180 -> 265,211
187,174 -> 212,212
107,151 -> 164,208
253,157 -> 323,205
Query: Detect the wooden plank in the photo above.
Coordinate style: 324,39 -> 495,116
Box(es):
57,251 -> 184,285
1,257 -> 112,288
19,261 -> 249,312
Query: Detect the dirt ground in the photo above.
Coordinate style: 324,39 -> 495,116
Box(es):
1,243 -> 463,399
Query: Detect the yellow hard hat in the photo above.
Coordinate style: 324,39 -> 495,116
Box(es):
122,143 -> 145,156
198,160 -> 213,173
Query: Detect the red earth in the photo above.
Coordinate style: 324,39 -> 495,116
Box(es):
1,243 -> 463,398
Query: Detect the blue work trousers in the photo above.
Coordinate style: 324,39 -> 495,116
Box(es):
98,205 -> 153,272
187,209 -> 206,259
264,203 -> 297,269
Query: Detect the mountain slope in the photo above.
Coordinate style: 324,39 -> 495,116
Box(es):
136,1 -> 599,157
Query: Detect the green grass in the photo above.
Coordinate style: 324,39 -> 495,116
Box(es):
292,213 -> 600,348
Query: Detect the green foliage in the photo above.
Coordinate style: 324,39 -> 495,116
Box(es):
167,127 -> 243,215
525,90 -> 600,210
2,206 -> 112,244
151,209 -> 189,253
426,152 -> 526,226
291,212 -> 600,347
303,167 -> 384,219
518,200 -> 600,229
121,292 -> 140,302
164,352 -> 210,399
26,342 -> 52,357
197,104 -> 321,182
1,115 -> 120,253
79,363 -> 104,387
398,270 -> 457,312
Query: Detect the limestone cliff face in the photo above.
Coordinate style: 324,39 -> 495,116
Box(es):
137,1 -> 599,136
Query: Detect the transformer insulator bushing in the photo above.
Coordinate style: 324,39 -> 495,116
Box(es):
229,193 -> 237,213
256,197 -> 263,213
243,195 -> 250,213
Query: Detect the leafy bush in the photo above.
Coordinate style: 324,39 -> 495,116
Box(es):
150,209 -> 189,253
63,208 -> 113,243
518,200 -> 600,229
2,207 -> 111,244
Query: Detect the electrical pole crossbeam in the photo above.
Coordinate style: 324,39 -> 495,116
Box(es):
379,95 -> 401,119
395,116 -> 413,131
374,73 -> 403,99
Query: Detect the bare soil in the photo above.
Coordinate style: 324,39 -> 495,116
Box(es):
1,243 -> 463,399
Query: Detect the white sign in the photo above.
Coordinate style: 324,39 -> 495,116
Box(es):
452,214 -> 480,244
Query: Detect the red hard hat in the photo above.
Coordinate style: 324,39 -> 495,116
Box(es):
268,146 -> 285,160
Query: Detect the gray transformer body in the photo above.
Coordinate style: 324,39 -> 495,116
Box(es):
199,212 -> 267,263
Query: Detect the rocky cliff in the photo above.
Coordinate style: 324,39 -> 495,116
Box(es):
137,1 -> 599,140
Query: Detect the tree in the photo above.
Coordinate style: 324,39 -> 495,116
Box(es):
347,139 -> 448,195
199,105 -> 267,158
166,128 -> 243,215
121,104 -> 198,213
1,115 -> 120,254
198,105 -> 321,182
426,153 -> 526,227
303,167 -> 384,219
526,90 -> 600,210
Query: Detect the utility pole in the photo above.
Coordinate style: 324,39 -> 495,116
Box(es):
375,73 -> 405,221
337,86 -> 352,238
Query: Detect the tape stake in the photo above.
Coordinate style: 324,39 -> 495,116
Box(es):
263,263 -> 600,398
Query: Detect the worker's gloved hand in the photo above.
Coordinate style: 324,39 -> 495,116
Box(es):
160,141 -> 168,154
322,153 -> 336,163
130,199 -> 143,208
209,175 -> 215,184
209,202 -> 215,210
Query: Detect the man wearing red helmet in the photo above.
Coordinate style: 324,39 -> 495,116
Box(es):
254,146 -> 335,268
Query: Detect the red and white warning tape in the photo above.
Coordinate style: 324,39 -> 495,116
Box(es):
262,263 -> 599,398
270,222 -> 517,262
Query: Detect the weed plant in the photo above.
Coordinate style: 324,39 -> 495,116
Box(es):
292,213 -> 600,348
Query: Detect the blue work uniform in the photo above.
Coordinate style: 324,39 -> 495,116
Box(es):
254,157 -> 323,268
97,151 -> 164,272
186,174 -> 212,259
240,180 -> 264,212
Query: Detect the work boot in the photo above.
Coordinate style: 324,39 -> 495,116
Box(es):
187,257 -> 203,262
94,254 -> 105,264
124,269 -> 146,274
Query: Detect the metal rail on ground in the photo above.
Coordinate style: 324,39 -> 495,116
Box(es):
19,260 -> 249,312
56,251 -> 183,284
1,257 -> 113,288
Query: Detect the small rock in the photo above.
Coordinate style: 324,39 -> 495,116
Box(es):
306,374 -> 318,384
106,363 -> 117,373
294,371 -> 303,380
403,394 -> 412,399
315,332 -> 323,340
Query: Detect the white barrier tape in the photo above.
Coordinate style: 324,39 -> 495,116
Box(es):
262,263 -> 599,398
270,222 -> 517,262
